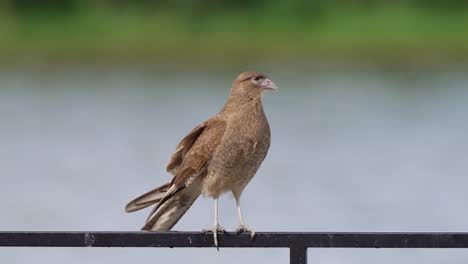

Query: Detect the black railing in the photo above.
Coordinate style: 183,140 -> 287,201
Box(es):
2,232 -> 468,264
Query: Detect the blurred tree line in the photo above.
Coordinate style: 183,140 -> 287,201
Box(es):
3,0 -> 468,14
1,0 -> 467,64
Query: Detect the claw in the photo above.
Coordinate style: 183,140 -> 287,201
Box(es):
202,224 -> 225,250
235,224 -> 256,239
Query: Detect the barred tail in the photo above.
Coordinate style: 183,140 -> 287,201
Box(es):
125,182 -> 171,213
142,180 -> 202,231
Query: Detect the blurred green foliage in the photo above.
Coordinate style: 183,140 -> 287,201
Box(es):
1,0 -> 468,64
6,0 -> 468,13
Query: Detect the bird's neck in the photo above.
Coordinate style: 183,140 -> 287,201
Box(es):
220,93 -> 264,117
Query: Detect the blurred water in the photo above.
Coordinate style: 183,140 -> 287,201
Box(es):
0,66 -> 468,263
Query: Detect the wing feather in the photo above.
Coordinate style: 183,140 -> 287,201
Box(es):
142,117 -> 226,230
166,122 -> 207,175
125,182 -> 170,213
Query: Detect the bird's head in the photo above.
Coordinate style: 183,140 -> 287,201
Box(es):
231,71 -> 278,97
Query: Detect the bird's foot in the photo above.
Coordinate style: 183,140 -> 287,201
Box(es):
202,224 -> 225,250
235,224 -> 256,238
202,224 -> 226,234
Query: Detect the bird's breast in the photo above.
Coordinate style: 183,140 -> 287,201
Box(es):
202,110 -> 270,197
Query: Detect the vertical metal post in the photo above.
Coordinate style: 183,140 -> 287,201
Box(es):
290,245 -> 307,264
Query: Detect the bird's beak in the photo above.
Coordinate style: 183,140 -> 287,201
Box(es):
260,78 -> 278,91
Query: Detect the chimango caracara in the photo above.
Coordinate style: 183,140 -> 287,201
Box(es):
125,71 -> 277,248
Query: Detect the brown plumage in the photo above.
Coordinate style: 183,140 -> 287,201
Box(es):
125,71 -> 277,247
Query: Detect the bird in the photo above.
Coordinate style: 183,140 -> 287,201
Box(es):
125,71 -> 277,248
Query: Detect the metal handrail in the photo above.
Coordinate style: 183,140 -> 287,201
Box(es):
2,231 -> 468,264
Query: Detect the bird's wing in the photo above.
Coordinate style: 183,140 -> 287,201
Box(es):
142,117 -> 227,230
166,121 -> 207,175
125,122 -> 210,213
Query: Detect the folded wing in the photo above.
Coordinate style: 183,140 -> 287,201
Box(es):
141,118 -> 227,231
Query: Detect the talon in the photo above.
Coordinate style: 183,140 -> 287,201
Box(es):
217,225 -> 226,233
202,224 -> 225,250
235,224 -> 255,238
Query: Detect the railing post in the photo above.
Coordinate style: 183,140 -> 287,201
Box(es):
290,245 -> 307,264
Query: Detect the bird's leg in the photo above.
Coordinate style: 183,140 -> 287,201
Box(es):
234,196 -> 255,238
202,197 -> 225,249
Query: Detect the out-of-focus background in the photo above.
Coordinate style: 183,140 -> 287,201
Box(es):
1,0 -> 468,263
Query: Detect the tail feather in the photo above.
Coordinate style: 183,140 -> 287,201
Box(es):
142,179 -> 202,231
125,182 -> 171,213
